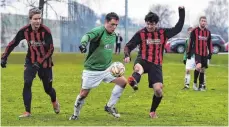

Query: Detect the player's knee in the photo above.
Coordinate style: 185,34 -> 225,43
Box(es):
153,83 -> 163,97
80,89 -> 89,99
200,68 -> 205,73
134,64 -> 144,74
186,70 -> 190,74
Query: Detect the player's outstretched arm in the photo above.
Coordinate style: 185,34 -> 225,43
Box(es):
165,6 -> 185,39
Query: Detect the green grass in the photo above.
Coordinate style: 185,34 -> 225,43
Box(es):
1,53 -> 228,126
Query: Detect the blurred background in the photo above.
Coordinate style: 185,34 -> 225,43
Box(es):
0,0 -> 228,53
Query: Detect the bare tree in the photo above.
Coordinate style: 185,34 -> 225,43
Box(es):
205,0 -> 228,41
149,4 -> 175,27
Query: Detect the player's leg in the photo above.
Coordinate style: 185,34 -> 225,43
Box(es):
115,44 -> 118,54
148,64 -> 163,119
128,58 -> 146,91
193,55 -> 202,90
183,57 -> 195,89
199,57 -> 208,91
118,44 -> 121,54
103,75 -> 127,118
20,64 -> 37,118
38,68 -> 59,114
69,70 -> 103,120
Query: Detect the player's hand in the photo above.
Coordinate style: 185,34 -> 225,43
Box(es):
207,54 -> 212,60
79,45 -> 87,53
196,63 -> 201,70
183,60 -> 186,65
178,6 -> 185,9
32,62 -> 41,70
124,57 -> 131,63
187,55 -> 191,59
1,59 -> 7,68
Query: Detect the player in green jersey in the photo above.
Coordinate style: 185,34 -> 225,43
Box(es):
69,12 -> 128,120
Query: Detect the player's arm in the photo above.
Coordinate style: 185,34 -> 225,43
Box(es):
1,30 -> 24,68
183,39 -> 188,64
124,32 -> 140,62
165,7 -> 185,39
207,31 -> 213,59
79,28 -> 102,53
187,31 -> 195,59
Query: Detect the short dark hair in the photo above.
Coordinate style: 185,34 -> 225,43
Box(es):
105,12 -> 119,22
29,7 -> 41,19
145,12 -> 159,23
187,27 -> 192,31
199,16 -> 207,21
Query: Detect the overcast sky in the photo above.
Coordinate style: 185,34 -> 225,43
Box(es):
0,0 -> 225,25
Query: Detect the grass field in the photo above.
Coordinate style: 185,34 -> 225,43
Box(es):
1,53 -> 228,126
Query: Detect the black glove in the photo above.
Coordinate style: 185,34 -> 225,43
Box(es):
32,62 -> 41,70
183,60 -> 186,65
207,54 -> 212,60
187,55 -> 191,59
79,45 -> 87,53
1,59 -> 7,68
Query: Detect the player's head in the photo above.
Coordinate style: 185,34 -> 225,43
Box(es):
199,16 -> 207,29
29,7 -> 42,30
145,12 -> 159,32
187,27 -> 193,34
105,12 -> 119,34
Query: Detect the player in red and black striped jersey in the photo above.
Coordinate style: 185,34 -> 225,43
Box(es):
1,7 -> 60,117
187,16 -> 213,91
124,7 -> 185,119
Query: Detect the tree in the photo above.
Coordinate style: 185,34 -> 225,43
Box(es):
205,0 -> 228,41
149,4 -> 175,27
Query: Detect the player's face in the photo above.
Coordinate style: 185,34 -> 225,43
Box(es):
30,14 -> 41,30
105,19 -> 119,33
146,22 -> 157,32
199,18 -> 207,29
188,28 -> 193,34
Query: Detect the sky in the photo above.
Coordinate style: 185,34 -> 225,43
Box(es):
0,0 -> 225,25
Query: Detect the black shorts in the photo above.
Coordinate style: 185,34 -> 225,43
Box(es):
195,54 -> 208,68
24,59 -> 53,82
134,57 -> 163,88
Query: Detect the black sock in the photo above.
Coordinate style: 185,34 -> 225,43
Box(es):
199,72 -> 204,87
150,95 -> 163,112
48,81 -> 57,102
132,72 -> 141,83
194,70 -> 200,83
23,83 -> 32,113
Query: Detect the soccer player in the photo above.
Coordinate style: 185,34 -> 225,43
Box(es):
115,33 -> 123,54
1,7 -> 60,117
124,7 -> 185,118
69,12 -> 127,120
187,16 -> 212,91
183,27 -> 207,90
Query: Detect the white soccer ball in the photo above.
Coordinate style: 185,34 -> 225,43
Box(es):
110,62 -> 125,77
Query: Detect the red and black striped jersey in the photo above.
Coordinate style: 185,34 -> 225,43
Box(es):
187,27 -> 213,57
124,8 -> 185,65
1,24 -> 54,68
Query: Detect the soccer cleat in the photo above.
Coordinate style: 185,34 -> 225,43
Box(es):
199,84 -> 206,91
128,76 -> 138,91
52,99 -> 60,114
182,84 -> 189,90
19,112 -> 31,118
69,115 -> 78,120
104,105 -> 120,118
193,83 -> 198,91
149,112 -> 158,119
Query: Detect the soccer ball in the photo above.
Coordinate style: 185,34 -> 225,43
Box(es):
110,62 -> 125,77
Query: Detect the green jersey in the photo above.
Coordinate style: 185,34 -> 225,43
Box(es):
183,38 -> 194,60
81,26 -> 116,71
